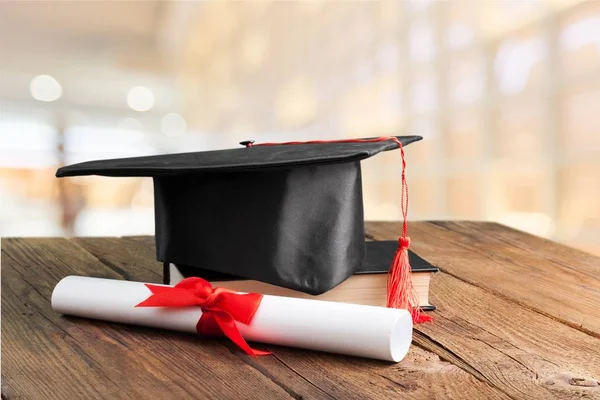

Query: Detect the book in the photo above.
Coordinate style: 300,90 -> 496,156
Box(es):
166,240 -> 437,310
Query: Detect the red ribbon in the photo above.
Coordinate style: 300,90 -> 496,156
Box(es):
136,277 -> 270,356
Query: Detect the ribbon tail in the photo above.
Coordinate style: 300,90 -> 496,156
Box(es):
212,312 -> 270,356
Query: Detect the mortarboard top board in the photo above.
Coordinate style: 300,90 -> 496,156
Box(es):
56,136 -> 424,318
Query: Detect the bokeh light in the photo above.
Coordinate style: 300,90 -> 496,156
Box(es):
161,113 -> 187,137
127,86 -> 155,112
30,75 -> 62,102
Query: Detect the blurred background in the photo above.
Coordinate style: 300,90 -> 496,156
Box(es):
1,0 -> 599,255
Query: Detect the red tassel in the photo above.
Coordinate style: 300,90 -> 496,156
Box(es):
385,139 -> 432,323
387,237 -> 433,324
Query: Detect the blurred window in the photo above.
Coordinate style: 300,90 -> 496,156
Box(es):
405,118 -> 439,167
444,1 -> 476,50
560,2 -> 600,79
376,41 -> 400,74
2,0 -> 600,254
445,173 -> 480,218
0,118 -> 58,168
64,125 -> 157,164
494,33 -> 546,95
404,0 -> 434,15
495,101 -> 544,162
561,84 -> 600,155
445,112 -> 483,161
448,53 -> 485,105
408,20 -> 437,63
409,69 -> 438,113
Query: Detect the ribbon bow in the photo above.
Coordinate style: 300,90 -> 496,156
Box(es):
136,277 -> 270,356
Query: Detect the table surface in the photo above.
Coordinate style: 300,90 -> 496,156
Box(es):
2,221 -> 600,399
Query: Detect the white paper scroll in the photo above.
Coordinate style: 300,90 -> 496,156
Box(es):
51,276 -> 413,362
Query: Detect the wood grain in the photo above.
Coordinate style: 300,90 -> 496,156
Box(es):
2,239 -> 294,399
2,235 -> 506,400
367,222 -> 600,399
416,273 -> 600,399
70,236 -> 163,282
246,345 -> 509,400
71,236 -> 508,399
3,223 -> 598,399
366,221 -> 600,338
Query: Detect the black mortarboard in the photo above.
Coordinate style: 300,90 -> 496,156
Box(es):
56,136 -> 424,319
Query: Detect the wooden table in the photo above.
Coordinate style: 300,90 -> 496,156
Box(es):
2,222 -> 599,399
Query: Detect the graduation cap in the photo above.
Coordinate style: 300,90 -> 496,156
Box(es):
57,136 -> 430,323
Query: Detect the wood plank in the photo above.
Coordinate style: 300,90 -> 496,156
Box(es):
1,239 -> 296,399
366,221 -> 600,337
367,223 -> 600,399
244,345 -> 509,400
2,279 -> 133,400
71,236 -> 162,283
68,237 -> 508,399
2,237 -> 508,399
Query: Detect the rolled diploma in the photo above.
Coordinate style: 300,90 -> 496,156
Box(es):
51,276 -> 413,362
